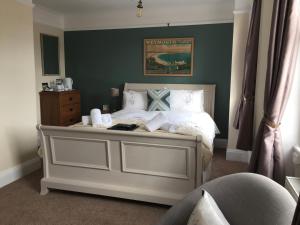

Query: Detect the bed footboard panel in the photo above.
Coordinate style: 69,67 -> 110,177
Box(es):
39,126 -> 203,205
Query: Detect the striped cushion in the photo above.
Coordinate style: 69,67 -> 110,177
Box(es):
147,89 -> 170,111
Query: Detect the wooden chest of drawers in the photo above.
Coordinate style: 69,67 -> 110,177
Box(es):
40,90 -> 81,126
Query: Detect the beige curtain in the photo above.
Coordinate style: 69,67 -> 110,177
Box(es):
233,0 -> 262,150
249,0 -> 300,184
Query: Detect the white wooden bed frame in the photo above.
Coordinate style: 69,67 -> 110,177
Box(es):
38,83 -> 216,205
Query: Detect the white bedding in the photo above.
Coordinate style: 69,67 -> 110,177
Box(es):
70,109 -> 218,169
112,109 -> 219,146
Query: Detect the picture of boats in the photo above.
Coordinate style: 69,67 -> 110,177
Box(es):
144,38 -> 194,76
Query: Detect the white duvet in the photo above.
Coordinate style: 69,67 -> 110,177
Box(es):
112,109 -> 219,146
70,109 -> 218,169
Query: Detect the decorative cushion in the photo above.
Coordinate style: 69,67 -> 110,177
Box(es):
123,91 -> 147,110
147,89 -> 170,111
187,190 -> 230,225
170,90 -> 204,112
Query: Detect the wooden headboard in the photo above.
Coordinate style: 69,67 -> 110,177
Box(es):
124,83 -> 216,118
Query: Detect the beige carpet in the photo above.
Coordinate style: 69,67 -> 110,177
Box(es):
0,149 -> 247,225
210,148 -> 248,180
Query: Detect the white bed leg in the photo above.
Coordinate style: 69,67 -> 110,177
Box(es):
202,161 -> 212,183
40,181 -> 49,195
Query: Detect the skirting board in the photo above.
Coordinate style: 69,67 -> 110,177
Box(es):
0,157 -> 41,188
214,138 -> 228,149
226,148 -> 252,163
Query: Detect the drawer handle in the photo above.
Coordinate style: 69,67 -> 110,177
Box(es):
69,108 -> 73,112
69,97 -> 73,101
69,118 -> 74,122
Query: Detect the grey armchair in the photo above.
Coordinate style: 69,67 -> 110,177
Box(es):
157,173 -> 296,225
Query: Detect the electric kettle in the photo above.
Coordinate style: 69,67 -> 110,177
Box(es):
63,78 -> 73,90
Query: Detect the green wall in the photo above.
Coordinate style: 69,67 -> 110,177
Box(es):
65,24 -> 233,138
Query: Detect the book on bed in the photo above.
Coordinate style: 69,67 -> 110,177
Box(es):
107,123 -> 139,131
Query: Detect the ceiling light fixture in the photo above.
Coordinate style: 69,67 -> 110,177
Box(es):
136,0 -> 143,17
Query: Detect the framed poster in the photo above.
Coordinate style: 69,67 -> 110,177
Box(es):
144,38 -> 194,76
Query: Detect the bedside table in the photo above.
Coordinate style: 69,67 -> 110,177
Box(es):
285,176 -> 300,201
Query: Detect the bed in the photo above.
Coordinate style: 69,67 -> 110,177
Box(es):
38,83 -> 216,205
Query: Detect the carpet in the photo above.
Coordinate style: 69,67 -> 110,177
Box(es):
0,149 -> 247,225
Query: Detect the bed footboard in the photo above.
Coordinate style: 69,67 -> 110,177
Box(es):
38,125 -> 207,205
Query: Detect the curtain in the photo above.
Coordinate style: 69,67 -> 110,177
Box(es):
233,0 -> 262,150
292,196 -> 300,225
249,0 -> 300,184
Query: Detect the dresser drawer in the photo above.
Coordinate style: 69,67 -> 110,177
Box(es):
61,104 -> 80,117
40,90 -> 81,126
60,92 -> 80,106
60,113 -> 81,126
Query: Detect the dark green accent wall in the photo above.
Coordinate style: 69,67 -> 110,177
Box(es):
65,24 -> 233,138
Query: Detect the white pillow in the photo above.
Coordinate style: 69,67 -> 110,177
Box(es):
123,90 -> 147,110
170,90 -> 204,112
187,190 -> 230,225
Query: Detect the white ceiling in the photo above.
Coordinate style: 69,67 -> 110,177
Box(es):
33,0 -> 233,14
32,0 -> 240,30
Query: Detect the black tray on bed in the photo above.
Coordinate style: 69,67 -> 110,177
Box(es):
107,124 -> 139,131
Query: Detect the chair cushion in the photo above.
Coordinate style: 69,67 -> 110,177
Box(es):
187,190 -> 229,225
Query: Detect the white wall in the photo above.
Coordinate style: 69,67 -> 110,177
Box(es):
33,23 -> 65,123
226,1 -> 252,162
234,0 -> 252,11
227,11 -> 250,150
226,10 -> 252,163
0,0 -> 38,171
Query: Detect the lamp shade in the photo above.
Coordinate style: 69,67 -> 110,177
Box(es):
136,7 -> 142,17
136,0 -> 143,17
110,88 -> 119,97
